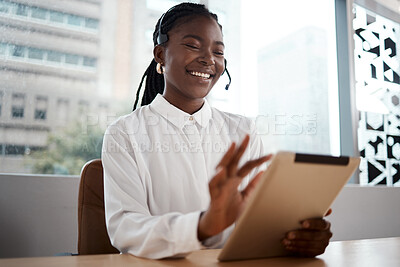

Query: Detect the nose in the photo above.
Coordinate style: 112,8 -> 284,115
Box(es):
199,49 -> 215,66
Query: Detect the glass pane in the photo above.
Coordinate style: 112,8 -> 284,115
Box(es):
0,43 -> 6,55
207,0 -> 340,155
85,18 -> 99,29
28,48 -> 44,60
0,1 -> 10,13
49,11 -> 64,23
12,45 -> 25,57
67,14 -> 81,26
47,51 -> 62,62
353,4 -> 400,186
16,4 -> 28,16
5,145 -> 26,155
12,107 -> 24,118
83,56 -> 96,67
31,7 -> 47,20
65,54 -> 79,64
34,110 -> 46,120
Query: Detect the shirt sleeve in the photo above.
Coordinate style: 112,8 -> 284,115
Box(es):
102,124 -> 204,259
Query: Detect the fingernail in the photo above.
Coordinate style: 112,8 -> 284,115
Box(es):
283,239 -> 291,246
303,221 -> 310,228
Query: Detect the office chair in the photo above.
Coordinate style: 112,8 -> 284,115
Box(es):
78,159 -> 119,255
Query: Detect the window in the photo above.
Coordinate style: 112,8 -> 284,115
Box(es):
47,51 -> 63,62
31,7 -> 47,20
28,48 -> 44,60
65,54 -> 80,65
12,45 -> 25,57
34,96 -> 47,120
0,91 -> 3,116
85,18 -> 99,29
2,43 -> 96,70
0,43 -> 6,55
2,0 -> 392,181
67,14 -> 82,26
208,0 -> 340,156
49,11 -> 64,23
5,144 -> 26,155
11,93 -> 25,118
16,4 -> 28,16
353,3 -> 400,186
57,98 -> 69,122
83,56 -> 97,67
78,100 -> 89,113
0,1 -> 10,13
0,0 -> 340,175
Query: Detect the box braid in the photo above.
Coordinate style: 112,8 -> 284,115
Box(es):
133,3 -> 221,110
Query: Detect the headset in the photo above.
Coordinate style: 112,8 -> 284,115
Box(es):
157,7 -> 231,90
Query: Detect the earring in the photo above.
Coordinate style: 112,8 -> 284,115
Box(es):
156,62 -> 164,74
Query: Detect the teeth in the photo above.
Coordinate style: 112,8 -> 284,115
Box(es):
190,71 -> 210,78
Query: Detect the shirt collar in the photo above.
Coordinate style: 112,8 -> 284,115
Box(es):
150,94 -> 211,129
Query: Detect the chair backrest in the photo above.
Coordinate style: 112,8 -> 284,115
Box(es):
78,159 -> 119,255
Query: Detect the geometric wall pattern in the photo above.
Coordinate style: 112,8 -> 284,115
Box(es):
353,5 -> 400,186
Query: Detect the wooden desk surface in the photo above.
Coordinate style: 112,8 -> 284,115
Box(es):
1,237 -> 399,267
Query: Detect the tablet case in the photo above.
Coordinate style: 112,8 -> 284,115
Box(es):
218,151 -> 360,261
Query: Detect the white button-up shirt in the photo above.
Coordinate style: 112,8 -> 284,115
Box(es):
102,94 -> 264,259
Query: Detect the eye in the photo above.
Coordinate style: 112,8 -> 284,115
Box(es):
185,44 -> 199,49
214,51 -> 224,56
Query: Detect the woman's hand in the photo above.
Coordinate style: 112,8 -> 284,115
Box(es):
282,210 -> 333,257
197,135 -> 271,241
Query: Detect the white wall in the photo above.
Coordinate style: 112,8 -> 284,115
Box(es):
0,174 -> 79,258
330,185 -> 400,241
0,174 -> 399,258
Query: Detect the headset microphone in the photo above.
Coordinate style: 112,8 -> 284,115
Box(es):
225,69 -> 231,90
223,59 -> 231,90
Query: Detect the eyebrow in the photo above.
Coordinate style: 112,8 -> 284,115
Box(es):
182,34 -> 225,47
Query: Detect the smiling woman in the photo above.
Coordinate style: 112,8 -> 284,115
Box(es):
102,2 -> 332,260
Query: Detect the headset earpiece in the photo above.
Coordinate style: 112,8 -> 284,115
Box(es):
157,6 -> 177,45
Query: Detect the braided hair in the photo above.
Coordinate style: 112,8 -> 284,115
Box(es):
133,3 -> 222,110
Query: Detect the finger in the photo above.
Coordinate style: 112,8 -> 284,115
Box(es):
215,142 -> 236,169
236,155 -> 271,177
286,229 -> 332,242
325,208 -> 332,217
282,240 -> 328,257
282,238 -> 329,251
208,167 -> 227,189
227,135 -> 250,175
301,218 -> 331,231
241,171 -> 264,198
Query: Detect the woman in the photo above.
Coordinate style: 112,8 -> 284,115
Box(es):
102,2 -> 332,259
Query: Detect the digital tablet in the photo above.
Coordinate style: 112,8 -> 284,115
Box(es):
218,151 -> 360,261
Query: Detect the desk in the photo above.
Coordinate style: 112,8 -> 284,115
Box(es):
1,237 -> 399,267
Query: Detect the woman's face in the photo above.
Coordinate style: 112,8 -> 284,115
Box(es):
156,15 -> 225,111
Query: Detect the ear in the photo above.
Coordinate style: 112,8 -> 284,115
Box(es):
153,45 -> 165,64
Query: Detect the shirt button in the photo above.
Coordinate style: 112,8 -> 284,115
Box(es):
189,116 -> 194,121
